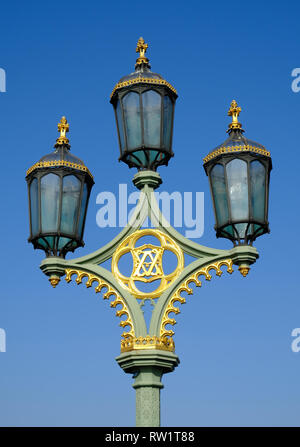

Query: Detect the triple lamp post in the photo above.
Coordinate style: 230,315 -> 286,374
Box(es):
25,38 -> 272,427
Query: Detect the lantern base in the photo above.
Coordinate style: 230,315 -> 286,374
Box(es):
133,170 -> 162,190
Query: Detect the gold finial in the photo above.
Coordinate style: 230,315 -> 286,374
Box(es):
56,116 -> 69,144
238,265 -> 250,277
136,37 -> 149,65
227,99 -> 242,131
49,275 -> 60,288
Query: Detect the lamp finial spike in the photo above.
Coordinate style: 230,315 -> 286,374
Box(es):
56,116 -> 70,145
135,37 -> 149,66
227,99 -> 243,132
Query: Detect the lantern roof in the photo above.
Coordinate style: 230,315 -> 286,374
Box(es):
203,100 -> 271,164
26,116 -> 93,180
110,37 -> 177,101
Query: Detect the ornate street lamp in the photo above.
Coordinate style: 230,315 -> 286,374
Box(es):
26,117 -> 94,268
110,37 -> 177,170
203,100 -> 272,249
26,39 -> 272,427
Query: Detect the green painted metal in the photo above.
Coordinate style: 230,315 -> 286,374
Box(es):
116,350 -> 179,426
39,170 -> 260,426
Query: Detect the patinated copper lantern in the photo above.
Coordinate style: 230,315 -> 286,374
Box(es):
26,117 -> 94,258
110,38 -> 178,171
203,100 -> 272,245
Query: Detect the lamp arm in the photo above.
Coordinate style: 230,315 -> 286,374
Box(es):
149,254 -> 233,337
40,258 -> 147,337
149,243 -> 259,338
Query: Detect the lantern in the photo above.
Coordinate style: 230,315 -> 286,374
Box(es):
110,37 -> 178,171
203,100 -> 272,245
26,117 -> 94,257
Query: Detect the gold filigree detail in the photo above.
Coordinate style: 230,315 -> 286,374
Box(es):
49,275 -> 60,288
160,259 -> 234,339
136,37 -> 149,65
121,335 -> 175,353
56,116 -> 70,144
238,266 -> 250,277
64,269 -> 135,339
228,99 -> 242,131
203,144 -> 270,164
112,229 -> 184,299
26,160 -> 94,179
110,77 -> 177,99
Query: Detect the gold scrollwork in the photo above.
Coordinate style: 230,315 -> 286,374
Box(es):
64,269 -> 135,340
111,229 -> 184,299
160,259 -> 234,339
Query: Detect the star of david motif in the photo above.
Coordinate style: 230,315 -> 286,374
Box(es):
111,229 -> 184,299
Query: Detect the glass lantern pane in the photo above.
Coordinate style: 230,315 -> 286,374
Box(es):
254,224 -> 264,236
222,225 -> 234,237
78,183 -> 88,237
41,173 -> 60,233
45,236 -> 55,249
116,100 -> 125,151
129,151 -> 146,167
37,237 -> 48,249
142,90 -> 161,148
250,160 -> 266,221
235,223 -> 248,239
163,95 -> 173,150
30,178 -> 39,236
61,175 -> 81,235
226,159 -> 249,221
123,92 -> 142,150
149,150 -> 161,163
210,164 -> 229,226
58,237 -> 72,250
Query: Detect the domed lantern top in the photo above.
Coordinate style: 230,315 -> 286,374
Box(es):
203,100 -> 272,245
26,117 -> 94,258
110,37 -> 178,171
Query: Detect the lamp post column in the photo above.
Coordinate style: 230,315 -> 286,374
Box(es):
116,350 -> 180,427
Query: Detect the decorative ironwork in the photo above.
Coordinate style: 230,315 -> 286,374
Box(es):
228,99 -> 242,131
110,76 -> 177,99
26,159 -> 93,179
56,116 -> 70,144
136,37 -> 149,65
112,229 -> 184,299
238,266 -> 250,277
49,275 -> 60,288
121,335 -> 175,353
65,269 -> 135,339
160,259 -> 234,339
203,144 -> 270,164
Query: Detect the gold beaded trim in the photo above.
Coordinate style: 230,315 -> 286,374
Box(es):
203,145 -> 271,164
110,77 -> 177,99
26,160 -> 94,180
121,335 -> 175,353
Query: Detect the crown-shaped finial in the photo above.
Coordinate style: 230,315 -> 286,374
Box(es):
227,100 -> 243,132
135,37 -> 149,66
56,116 -> 69,144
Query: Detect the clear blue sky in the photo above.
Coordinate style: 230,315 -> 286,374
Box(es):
0,0 -> 300,427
